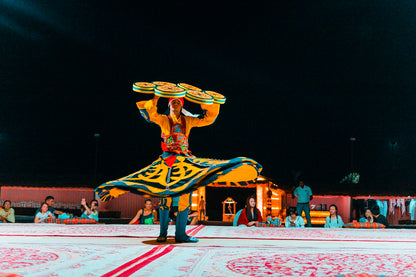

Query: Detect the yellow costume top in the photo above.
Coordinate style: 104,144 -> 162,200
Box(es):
136,98 -> 220,137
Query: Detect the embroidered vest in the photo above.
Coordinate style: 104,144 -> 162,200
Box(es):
161,116 -> 191,156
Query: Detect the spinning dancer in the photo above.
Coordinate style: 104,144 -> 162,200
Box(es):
95,82 -> 262,243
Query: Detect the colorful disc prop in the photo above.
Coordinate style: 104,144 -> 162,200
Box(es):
154,85 -> 186,98
152,81 -> 176,87
132,82 -> 156,93
178,83 -> 202,91
185,90 -> 214,105
204,90 -> 226,104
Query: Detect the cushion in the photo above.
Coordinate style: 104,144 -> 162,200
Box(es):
344,222 -> 385,228
233,209 -> 243,226
258,222 -> 284,228
328,273 -> 387,277
45,217 -> 98,224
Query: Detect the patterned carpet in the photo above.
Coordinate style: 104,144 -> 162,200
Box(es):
1,224 -> 416,276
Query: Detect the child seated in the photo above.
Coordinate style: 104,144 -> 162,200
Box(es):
80,199 -> 99,221
34,203 -> 55,223
285,207 -> 305,228
324,204 -> 344,228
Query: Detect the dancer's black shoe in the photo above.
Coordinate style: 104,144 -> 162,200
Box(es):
156,236 -> 167,242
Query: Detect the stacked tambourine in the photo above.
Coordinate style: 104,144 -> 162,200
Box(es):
132,81 -> 226,105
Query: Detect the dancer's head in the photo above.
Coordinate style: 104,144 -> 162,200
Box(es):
169,98 -> 184,115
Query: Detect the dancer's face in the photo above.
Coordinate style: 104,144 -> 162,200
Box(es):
169,99 -> 182,114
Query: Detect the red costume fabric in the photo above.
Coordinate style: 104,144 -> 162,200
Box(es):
237,208 -> 263,226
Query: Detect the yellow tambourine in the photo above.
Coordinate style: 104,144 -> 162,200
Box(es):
132,82 -> 156,93
154,85 -> 186,98
185,90 -> 214,105
152,81 -> 176,87
178,83 -> 202,91
204,90 -> 226,104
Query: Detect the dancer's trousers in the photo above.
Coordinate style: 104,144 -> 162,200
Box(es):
159,192 -> 192,239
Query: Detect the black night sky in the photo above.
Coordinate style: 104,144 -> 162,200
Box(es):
1,1 -> 416,195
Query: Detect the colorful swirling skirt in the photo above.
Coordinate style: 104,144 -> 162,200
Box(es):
95,154 -> 262,201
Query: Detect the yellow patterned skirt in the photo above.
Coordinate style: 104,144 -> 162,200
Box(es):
95,154 -> 262,201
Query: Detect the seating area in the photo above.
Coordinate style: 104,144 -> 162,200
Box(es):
0,186 -> 159,224
2,186 -> 415,228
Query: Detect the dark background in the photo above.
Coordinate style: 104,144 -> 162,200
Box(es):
1,1 -> 416,195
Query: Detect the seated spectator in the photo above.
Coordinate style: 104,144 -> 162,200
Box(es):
129,198 -> 157,225
237,195 -> 263,227
170,206 -> 198,225
34,202 -> 55,223
187,210 -> 199,225
272,216 -> 282,226
0,200 -> 15,223
264,215 -> 282,226
35,196 -> 65,217
285,207 -> 305,228
324,204 -> 344,228
80,199 -> 99,221
371,205 -> 389,227
359,207 -> 374,223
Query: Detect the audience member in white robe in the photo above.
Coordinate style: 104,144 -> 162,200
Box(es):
285,207 -> 305,228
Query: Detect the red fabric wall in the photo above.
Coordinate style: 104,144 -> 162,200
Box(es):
286,194 -> 352,223
0,186 -> 159,218
97,193 -> 160,218
1,186 -> 94,209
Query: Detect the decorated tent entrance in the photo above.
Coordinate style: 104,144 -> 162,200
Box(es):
191,176 -> 286,222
